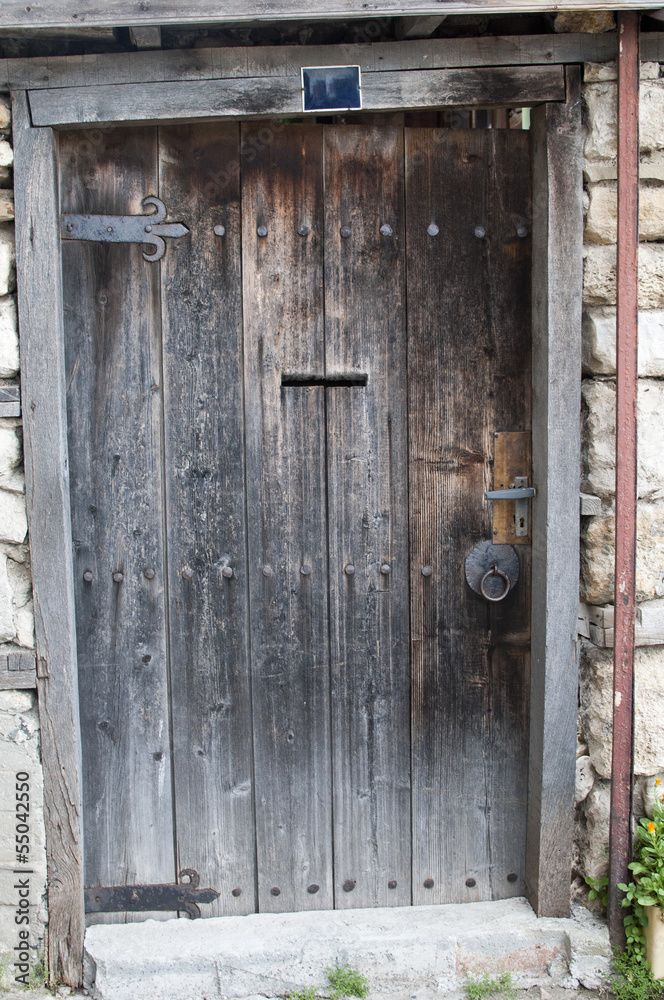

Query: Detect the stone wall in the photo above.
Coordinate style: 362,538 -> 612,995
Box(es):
0,95 -> 47,985
576,58 -> 664,896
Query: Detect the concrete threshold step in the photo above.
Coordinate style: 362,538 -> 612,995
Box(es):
84,898 -> 610,1000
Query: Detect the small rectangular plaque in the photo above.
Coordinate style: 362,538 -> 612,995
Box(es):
301,65 -> 362,113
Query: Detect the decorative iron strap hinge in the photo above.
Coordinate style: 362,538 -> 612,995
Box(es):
61,195 -> 189,262
84,868 -> 219,919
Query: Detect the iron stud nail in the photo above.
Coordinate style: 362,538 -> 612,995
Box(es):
340,226 -> 352,239
270,886 -> 281,896
465,878 -> 476,887
300,564 -> 312,576
427,224 -> 439,237
145,224 -> 153,233
83,570 -> 93,583
262,565 -> 273,577
345,564 -> 355,576
388,879 -> 397,889
297,225 -> 309,237
144,567 -> 156,580
380,563 -> 391,575
343,879 -> 356,892
423,878 -> 434,889
307,883 -> 320,894
231,888 -> 242,897
516,225 -> 528,238
182,567 -> 194,580
474,226 -> 486,239
66,222 -> 74,232
113,572 -> 124,583
107,226 -> 113,233
421,566 -> 432,577
257,225 -> 268,238
380,224 -> 393,237
222,566 -> 234,579
214,225 -> 226,237
507,873 -> 518,883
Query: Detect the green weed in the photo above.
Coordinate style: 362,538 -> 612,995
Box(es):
606,948 -> 664,1000
586,873 -> 609,912
463,972 -> 516,1000
286,988 -> 319,1000
325,964 -> 369,999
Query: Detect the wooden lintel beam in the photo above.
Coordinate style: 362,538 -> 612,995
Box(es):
27,64 -> 565,126
395,15 -> 447,39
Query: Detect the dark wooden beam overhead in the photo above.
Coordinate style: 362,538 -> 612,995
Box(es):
0,0 -> 657,31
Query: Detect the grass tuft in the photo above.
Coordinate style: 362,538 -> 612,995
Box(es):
325,964 -> 369,999
463,972 -> 516,1000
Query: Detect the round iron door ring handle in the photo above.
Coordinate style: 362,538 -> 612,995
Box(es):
480,564 -> 510,602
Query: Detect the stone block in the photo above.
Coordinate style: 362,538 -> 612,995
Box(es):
585,182 -> 664,244
0,140 -> 13,168
0,424 -> 21,481
584,61 -> 616,83
581,379 -> 664,500
584,243 -> 664,309
0,224 -> 15,297
583,307 -> 664,376
0,295 -> 18,377
0,490 -> 26,544
580,643 -> 664,779
584,81 -> 664,163
576,755 -> 595,804
0,190 -> 13,222
554,10 -> 615,32
0,553 -> 15,643
0,97 -> 10,132
580,778 -> 610,880
581,501 -> 664,604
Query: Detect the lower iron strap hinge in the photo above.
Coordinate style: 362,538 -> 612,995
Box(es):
84,868 -> 219,919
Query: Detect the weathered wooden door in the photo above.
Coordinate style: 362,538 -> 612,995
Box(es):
59,121 -> 531,919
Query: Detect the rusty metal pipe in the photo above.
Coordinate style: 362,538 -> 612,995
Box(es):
608,10 -> 640,947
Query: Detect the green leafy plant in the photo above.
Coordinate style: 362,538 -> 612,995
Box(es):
325,964 -> 369,999
606,947 -> 664,1000
463,972 -> 516,1000
286,988 -> 318,1000
619,781 -> 664,962
586,873 -> 609,912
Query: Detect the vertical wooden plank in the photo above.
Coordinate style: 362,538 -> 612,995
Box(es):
159,123 -> 256,916
12,91 -> 85,986
406,128 -> 531,904
527,67 -> 582,918
324,126 -> 411,909
242,124 -> 333,912
58,125 -> 175,914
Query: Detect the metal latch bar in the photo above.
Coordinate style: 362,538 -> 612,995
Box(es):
84,868 -> 219,919
485,487 -> 536,500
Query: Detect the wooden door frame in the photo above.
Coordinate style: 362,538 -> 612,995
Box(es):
10,61 -> 582,986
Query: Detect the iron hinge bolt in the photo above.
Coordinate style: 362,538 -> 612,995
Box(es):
474,226 -> 486,239
427,224 -> 439,237
222,566 -> 234,579
307,883 -> 320,894
83,570 -> 93,583
507,873 -> 518,882
343,879 -> 356,892
66,222 -> 74,232
340,226 -> 351,239
465,878 -> 476,887
421,566 -> 432,577
145,225 -> 153,234
257,225 -> 268,238
182,567 -> 194,580
262,565 -> 273,578
113,571 -> 124,583
380,563 -> 391,575
214,225 -> 226,237
270,886 -> 281,896
300,564 -> 312,576
388,879 -> 397,889
231,887 -> 242,897
516,225 -> 528,238
297,225 -> 309,237
423,878 -> 434,889
144,567 -> 156,580
345,564 -> 355,576
380,224 -> 393,237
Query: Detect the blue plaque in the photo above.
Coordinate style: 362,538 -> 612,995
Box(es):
301,65 -> 362,113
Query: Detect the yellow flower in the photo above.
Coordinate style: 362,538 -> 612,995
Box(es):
657,779 -> 662,786
649,821 -> 656,832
